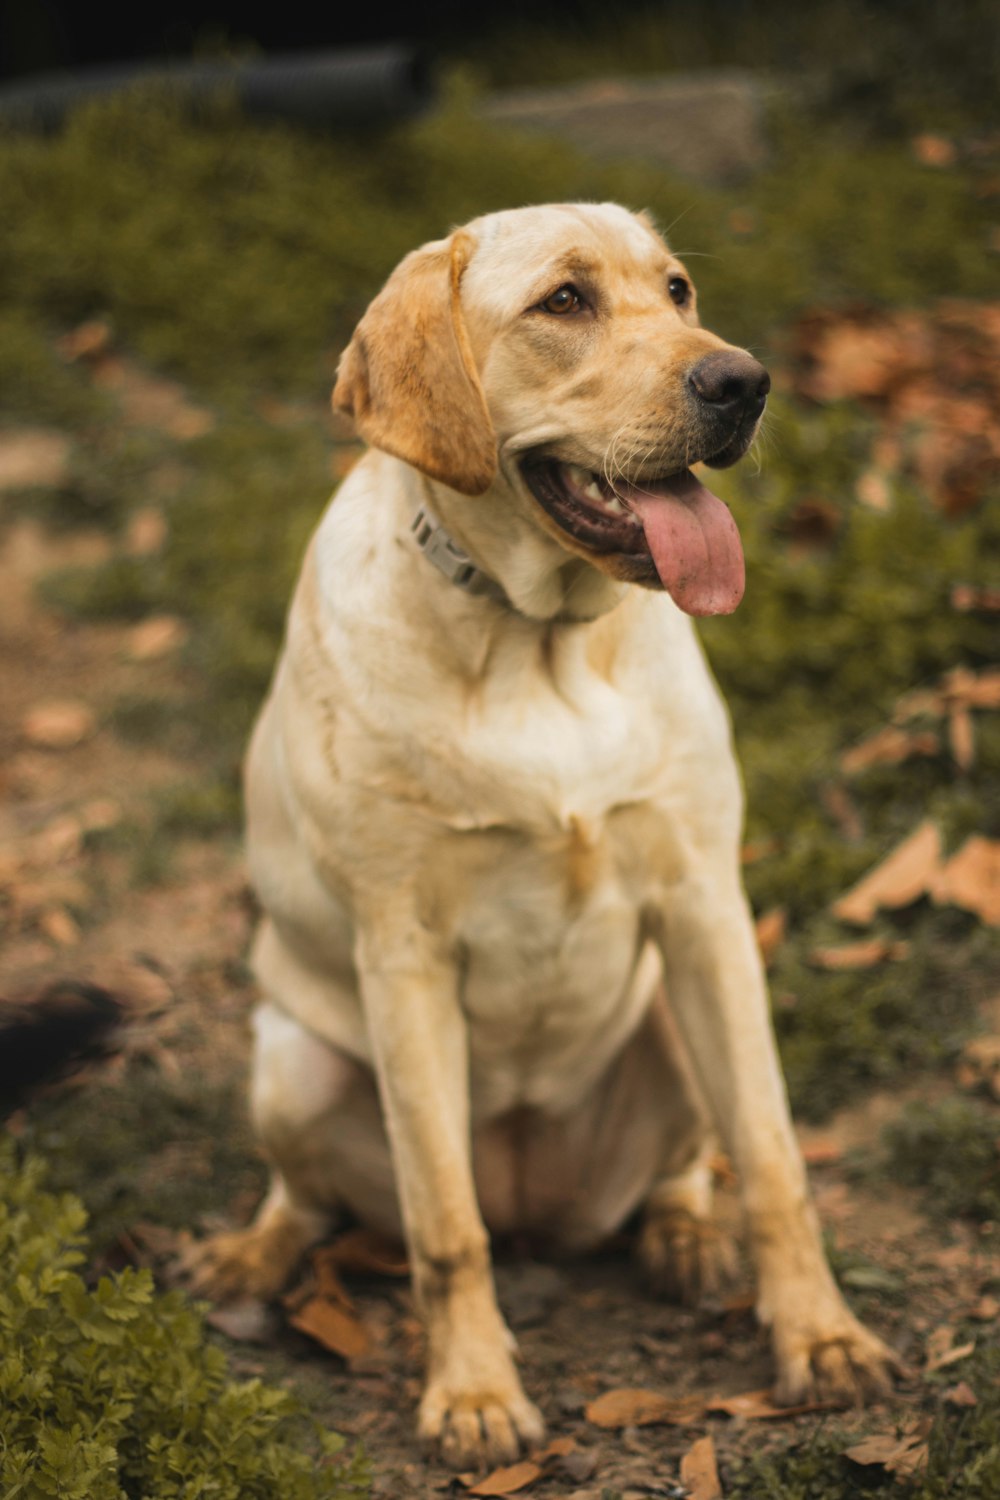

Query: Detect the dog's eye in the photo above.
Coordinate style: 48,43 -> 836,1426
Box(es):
668,276 -> 690,307
539,285 -> 583,315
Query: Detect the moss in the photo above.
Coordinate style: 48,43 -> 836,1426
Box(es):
881,1098 -> 1000,1223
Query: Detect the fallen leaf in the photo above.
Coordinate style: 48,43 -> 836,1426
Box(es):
832,821 -> 942,925
707,1388 -> 834,1420
942,1380 -> 978,1408
286,1294 -> 370,1362
125,507 -> 168,556
0,428 -> 72,491
971,1294 -> 1000,1321
948,704 -> 976,769
128,615 -> 188,660
21,699 -> 96,750
925,1333 -> 976,1373
39,907 -> 81,947
808,938 -> 910,970
326,1227 -> 409,1277
742,837 -> 779,864
931,836 -> 1000,925
467,1460 -> 543,1495
912,133 -> 957,167
951,583 -> 1000,612
820,782 -> 865,841
800,1138 -> 843,1166
840,725 -> 940,774
585,1387 -> 704,1429
679,1435 -> 722,1500
755,906 -> 787,966
845,1430 -> 929,1479
532,1438 -> 576,1461
943,666 -> 1000,710
58,319 -> 112,362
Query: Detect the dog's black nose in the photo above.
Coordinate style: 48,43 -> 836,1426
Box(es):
688,350 -> 770,421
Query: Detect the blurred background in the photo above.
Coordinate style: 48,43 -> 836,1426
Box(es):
1,3 -> 998,1495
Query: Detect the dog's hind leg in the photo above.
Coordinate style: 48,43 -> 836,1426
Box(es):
182,1001 -> 399,1302
633,987 -> 738,1305
636,1149 -> 739,1305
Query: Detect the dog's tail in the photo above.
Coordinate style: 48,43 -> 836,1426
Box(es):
0,981 -> 124,1118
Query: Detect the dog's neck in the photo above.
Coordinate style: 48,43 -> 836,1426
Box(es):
419,471 -> 630,625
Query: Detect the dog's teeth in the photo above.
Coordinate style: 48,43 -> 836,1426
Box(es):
583,481 -> 603,502
605,494 -> 625,514
566,464 -> 592,489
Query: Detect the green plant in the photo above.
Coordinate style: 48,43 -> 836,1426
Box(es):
0,1140 -> 368,1499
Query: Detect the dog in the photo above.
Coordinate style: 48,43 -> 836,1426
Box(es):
185,202 -> 899,1468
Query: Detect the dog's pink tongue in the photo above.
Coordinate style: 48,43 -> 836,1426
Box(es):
626,470 -> 745,615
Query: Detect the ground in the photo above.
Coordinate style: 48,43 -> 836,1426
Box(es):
0,57 -> 998,1500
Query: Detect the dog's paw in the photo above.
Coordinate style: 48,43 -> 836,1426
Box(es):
636,1207 -> 738,1307
176,1223 -> 302,1303
771,1307 -> 904,1408
419,1376 -> 545,1471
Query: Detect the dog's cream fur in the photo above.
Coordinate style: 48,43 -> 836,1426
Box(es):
187,203 -> 897,1468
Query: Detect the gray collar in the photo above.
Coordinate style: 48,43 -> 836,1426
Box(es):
409,503 -> 511,608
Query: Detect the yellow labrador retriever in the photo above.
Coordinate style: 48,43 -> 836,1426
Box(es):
187,203 -> 898,1467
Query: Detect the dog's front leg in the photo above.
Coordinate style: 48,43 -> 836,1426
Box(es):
649,876 -> 901,1405
356,927 -> 544,1469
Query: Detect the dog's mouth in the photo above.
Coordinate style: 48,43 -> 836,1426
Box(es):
520,458 -> 745,616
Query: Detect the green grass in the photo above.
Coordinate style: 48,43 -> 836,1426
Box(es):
881,1098 -> 1000,1223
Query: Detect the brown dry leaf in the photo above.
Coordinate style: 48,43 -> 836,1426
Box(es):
808,938 -> 910,970
125,507 -> 168,556
707,1388 -> 834,1420
912,133 -> 957,167
845,1430 -> 930,1479
327,1227 -> 409,1278
39,907 -> 82,947
800,1138 -> 843,1166
952,584 -> 1000,612
755,906 -> 787,966
466,1460 -> 543,1496
948,704 -> 976,769
820,782 -> 865,841
286,1294 -> 370,1362
679,1435 -> 722,1500
128,615 -> 188,661
58,319 -> 113,362
840,725 -> 940,774
942,1380 -> 978,1408
585,1388 -> 704,1429
832,820 -> 942,925
970,1294 -> 1000,1321
931,835 -> 1000,925
305,1245 -> 355,1307
943,666 -> 1000,710
0,429 -> 72,491
925,1328 -> 976,1373
93,357 -> 215,441
21,699 -> 96,750
741,837 -> 779,865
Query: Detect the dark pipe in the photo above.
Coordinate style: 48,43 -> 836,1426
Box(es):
0,46 -> 433,133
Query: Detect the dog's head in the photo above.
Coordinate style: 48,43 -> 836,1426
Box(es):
334,203 -> 768,619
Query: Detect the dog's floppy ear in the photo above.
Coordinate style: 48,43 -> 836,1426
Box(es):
333,229 -> 497,497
